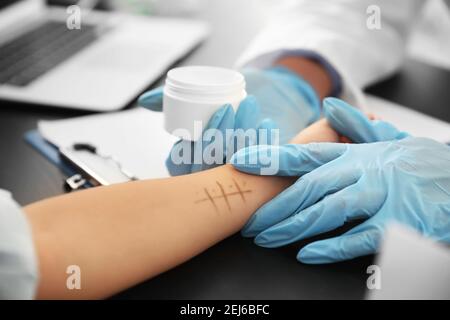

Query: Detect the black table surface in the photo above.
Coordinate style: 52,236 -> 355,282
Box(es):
1,2 -> 449,299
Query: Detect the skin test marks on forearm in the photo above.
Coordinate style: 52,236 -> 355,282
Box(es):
195,179 -> 252,213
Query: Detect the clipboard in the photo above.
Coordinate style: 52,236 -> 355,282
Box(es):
25,108 -> 177,192
25,130 -> 135,191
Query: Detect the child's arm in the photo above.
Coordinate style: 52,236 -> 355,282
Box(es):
24,119 -> 339,299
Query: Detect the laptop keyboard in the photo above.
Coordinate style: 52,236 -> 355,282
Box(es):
0,21 -> 98,87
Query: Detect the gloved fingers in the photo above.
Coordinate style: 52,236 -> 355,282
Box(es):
371,120 -> 410,141
166,139 -> 195,176
297,223 -> 382,264
253,176 -> 382,247
234,95 -> 261,131
241,183 -> 302,237
230,142 -> 349,176
241,161 -> 360,237
323,97 -> 408,143
166,104 -> 234,175
191,104 -> 235,173
256,118 -> 278,146
138,86 -> 164,112
225,117 -> 279,164
225,97 -> 260,158
323,97 -> 374,143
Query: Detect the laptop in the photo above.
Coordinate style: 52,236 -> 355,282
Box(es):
0,0 -> 208,111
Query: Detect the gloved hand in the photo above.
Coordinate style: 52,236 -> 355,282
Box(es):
139,67 -> 321,175
236,97 -> 409,236
164,96 -> 278,175
322,97 -> 409,143
230,98 -> 450,263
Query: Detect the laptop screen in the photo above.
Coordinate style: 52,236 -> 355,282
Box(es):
0,1 -> 21,11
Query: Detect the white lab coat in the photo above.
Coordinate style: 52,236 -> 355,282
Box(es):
236,0 -> 426,108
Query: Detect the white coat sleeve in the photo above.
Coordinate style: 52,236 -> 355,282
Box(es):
236,0 -> 425,107
0,189 -> 38,299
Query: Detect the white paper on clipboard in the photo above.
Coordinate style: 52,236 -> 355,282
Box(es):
365,94 -> 450,144
38,108 -> 178,182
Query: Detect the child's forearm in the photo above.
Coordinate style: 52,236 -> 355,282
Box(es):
25,165 -> 290,299
24,120 -> 339,299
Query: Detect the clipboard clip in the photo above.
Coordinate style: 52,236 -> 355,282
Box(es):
60,143 -> 137,192
64,174 -> 88,192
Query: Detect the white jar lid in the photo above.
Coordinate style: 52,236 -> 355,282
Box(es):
166,66 -> 245,96
163,66 -> 247,141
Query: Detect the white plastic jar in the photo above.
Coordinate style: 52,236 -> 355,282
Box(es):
163,66 -> 246,141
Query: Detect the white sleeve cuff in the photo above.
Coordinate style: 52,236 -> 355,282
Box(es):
0,189 -> 38,299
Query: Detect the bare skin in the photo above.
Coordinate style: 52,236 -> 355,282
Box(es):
23,118 -> 340,299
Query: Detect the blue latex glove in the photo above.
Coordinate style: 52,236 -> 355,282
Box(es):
138,67 -> 321,175
165,96 -> 278,175
237,98 -> 409,236
230,98 -> 450,263
322,98 -> 409,143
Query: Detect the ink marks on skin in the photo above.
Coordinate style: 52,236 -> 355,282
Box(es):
216,181 -> 231,211
232,178 -> 246,202
203,188 -> 218,212
195,179 -> 251,213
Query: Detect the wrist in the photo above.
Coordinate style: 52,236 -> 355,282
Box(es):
289,119 -> 340,144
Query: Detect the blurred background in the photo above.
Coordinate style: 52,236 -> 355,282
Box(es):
0,0 -> 449,300
46,0 -> 450,69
